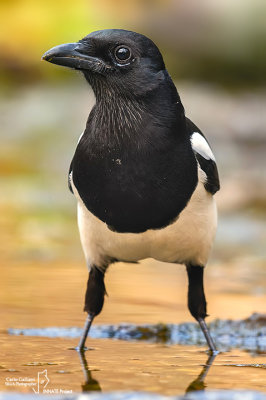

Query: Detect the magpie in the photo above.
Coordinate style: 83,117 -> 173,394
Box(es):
42,29 -> 220,353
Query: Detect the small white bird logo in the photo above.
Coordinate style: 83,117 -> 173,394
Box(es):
32,369 -> 49,394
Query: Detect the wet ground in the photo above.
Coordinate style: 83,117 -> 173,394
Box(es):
1,261 -> 266,397
1,335 -> 266,395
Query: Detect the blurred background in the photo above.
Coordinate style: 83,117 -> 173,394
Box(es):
1,0 -> 266,329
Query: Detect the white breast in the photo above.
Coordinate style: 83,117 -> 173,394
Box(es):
70,169 -> 217,269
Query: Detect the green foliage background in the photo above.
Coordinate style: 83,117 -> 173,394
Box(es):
1,0 -> 266,87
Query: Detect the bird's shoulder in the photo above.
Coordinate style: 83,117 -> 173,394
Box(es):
186,118 -> 220,195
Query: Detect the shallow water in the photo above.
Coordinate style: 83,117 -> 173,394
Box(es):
1,261 -> 266,397
1,334 -> 266,395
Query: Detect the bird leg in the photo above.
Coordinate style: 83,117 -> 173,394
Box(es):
186,264 -> 217,353
77,267 -> 106,352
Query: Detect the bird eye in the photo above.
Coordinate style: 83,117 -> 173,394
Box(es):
114,46 -> 131,64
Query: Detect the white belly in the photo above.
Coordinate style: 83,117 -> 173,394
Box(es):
71,168 -> 217,268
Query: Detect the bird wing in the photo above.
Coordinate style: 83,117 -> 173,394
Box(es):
68,131 -> 85,194
186,118 -> 220,195
68,160 -> 74,194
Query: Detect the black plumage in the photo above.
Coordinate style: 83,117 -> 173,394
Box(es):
42,29 -> 220,353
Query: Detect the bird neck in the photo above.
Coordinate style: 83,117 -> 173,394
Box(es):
90,94 -> 144,142
84,74 -> 187,151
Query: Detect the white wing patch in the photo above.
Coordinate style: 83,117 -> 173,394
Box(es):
77,131 -> 84,145
191,132 -> 215,161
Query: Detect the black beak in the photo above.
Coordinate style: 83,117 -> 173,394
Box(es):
42,42 -> 105,72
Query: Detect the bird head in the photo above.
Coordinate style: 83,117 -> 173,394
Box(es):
42,29 -> 167,98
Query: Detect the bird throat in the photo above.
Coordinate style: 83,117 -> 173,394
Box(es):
83,71 -> 182,150
84,80 -> 146,150
92,95 -> 144,147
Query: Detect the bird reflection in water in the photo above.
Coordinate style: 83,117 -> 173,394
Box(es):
76,349 -> 217,394
185,353 -> 217,393
77,350 -> 101,392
